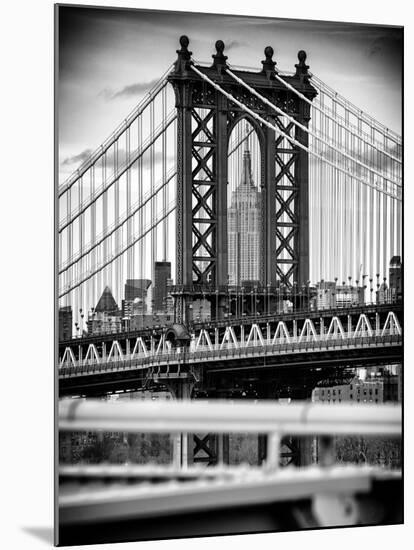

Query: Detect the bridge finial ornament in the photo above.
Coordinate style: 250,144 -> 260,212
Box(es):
174,35 -> 193,73
262,46 -> 277,78
212,40 -> 228,73
295,50 -> 310,81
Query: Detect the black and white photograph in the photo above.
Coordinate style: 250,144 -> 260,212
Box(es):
55,3 -> 402,547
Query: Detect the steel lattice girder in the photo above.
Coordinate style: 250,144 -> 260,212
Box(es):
275,118 -> 299,286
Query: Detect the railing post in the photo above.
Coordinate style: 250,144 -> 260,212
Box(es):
318,435 -> 335,467
265,431 -> 280,471
167,378 -> 194,470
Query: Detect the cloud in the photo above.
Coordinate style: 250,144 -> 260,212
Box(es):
313,141 -> 401,177
224,39 -> 248,51
366,33 -> 402,58
61,145 -> 175,172
61,149 -> 93,166
99,79 -> 159,101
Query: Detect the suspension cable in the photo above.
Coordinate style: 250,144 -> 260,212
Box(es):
59,202 -> 176,299
225,67 -> 401,188
58,65 -> 173,198
193,59 -> 401,159
272,72 -> 401,164
59,110 -> 177,233
60,120 -> 253,274
190,64 -> 400,201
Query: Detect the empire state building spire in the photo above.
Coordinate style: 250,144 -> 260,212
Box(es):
241,125 -> 254,187
228,127 -> 262,286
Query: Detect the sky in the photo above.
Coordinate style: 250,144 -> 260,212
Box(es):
58,6 -> 403,182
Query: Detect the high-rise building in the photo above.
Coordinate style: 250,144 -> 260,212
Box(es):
122,279 -> 152,317
95,286 -> 120,314
87,312 -> 122,335
124,279 -> 152,302
336,285 -> 364,307
154,262 -> 171,312
376,282 -> 390,304
316,281 -> 336,310
389,256 -> 402,301
165,278 -> 174,314
59,306 -> 73,341
312,376 -> 384,404
228,141 -> 262,285
88,286 -> 122,335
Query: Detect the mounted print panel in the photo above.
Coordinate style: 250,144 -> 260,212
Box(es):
56,4 -> 403,546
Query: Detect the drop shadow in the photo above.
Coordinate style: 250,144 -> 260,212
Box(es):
21,526 -> 54,545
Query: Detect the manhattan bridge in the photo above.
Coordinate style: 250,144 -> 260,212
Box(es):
57,36 -> 402,539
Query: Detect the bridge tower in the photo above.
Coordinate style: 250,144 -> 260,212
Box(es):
168,37 -> 317,323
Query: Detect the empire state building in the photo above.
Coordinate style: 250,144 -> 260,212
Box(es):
228,141 -> 262,285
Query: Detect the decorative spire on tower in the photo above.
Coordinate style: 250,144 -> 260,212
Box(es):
241,124 -> 254,187
174,35 -> 192,74
211,40 -> 228,74
261,46 -> 277,78
295,50 -> 310,82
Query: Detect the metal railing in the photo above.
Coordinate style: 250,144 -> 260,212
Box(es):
59,399 -> 401,440
59,333 -> 402,374
58,399 -> 401,528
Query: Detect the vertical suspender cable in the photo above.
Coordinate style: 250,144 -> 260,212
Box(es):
126,125 -> 131,284
151,98 -> 155,309
78,175 -> 83,329
138,115 -> 143,284
369,127 -> 374,281
67,188 -> 72,309
162,86 -> 168,262
114,140 -> 120,308
91,165 -> 96,312
103,150 -> 108,298
318,99 -> 323,280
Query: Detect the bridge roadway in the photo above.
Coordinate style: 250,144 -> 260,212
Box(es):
59,332 -> 401,397
59,302 -> 402,350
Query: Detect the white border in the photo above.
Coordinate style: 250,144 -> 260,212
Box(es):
0,1 -> 411,549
